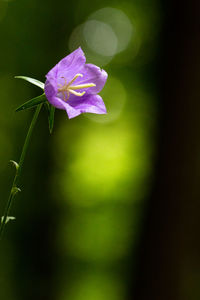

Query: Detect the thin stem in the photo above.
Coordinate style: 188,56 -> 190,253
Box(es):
0,104 -> 42,240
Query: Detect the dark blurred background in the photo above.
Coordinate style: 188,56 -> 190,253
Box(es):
0,0 -> 200,299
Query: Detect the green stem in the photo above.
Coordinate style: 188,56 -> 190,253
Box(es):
0,104 -> 42,240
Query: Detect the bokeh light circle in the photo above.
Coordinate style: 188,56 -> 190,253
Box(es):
88,7 -> 133,54
83,20 -> 118,57
68,23 -> 115,67
68,7 -> 134,66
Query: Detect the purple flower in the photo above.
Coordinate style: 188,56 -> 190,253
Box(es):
44,47 -> 108,119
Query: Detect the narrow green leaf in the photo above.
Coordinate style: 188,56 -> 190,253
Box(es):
49,105 -> 55,134
16,94 -> 47,112
45,103 -> 55,134
1,216 -> 16,225
11,187 -> 21,195
10,160 -> 19,170
15,76 -> 44,90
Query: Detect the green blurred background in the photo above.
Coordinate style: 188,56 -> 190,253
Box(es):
0,0 -> 200,299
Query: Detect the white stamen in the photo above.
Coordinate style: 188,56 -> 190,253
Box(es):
70,83 -> 96,90
58,73 -> 96,101
67,73 -> 83,86
68,89 -> 86,97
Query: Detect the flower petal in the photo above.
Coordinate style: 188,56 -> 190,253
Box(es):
45,47 -> 86,84
44,78 -> 63,109
73,63 -> 108,94
65,94 -> 107,119
45,63 -> 59,82
44,79 -> 57,99
57,47 -> 86,78
49,96 -> 67,110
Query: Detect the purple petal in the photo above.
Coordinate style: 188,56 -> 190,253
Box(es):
72,63 -> 108,94
65,94 -> 107,119
44,78 -> 68,109
57,47 -> 86,79
47,95 -> 67,110
45,47 -> 86,83
45,63 -> 59,82
44,79 -> 57,99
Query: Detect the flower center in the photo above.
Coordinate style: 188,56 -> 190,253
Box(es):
57,73 -> 96,101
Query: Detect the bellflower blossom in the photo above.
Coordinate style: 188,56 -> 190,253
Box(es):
44,47 -> 108,119
0,49 -> 108,240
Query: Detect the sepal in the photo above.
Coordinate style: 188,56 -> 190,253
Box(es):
16,94 -> 47,112
45,102 -> 55,134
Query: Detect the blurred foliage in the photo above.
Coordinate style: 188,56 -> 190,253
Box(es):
0,0 -> 160,299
